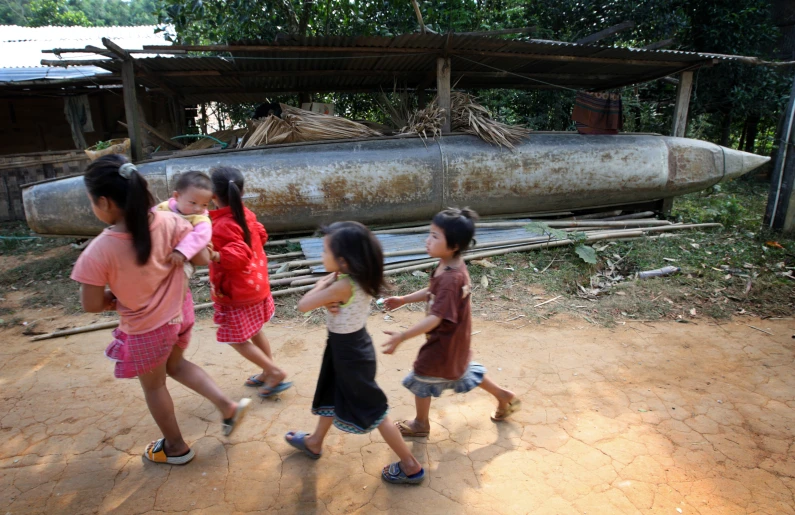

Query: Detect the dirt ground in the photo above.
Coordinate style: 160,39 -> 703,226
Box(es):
1,309 -> 794,515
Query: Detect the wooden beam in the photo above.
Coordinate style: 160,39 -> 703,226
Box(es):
642,38 -> 676,50
671,71 -> 693,137
437,57 -> 451,133
40,59 -> 116,68
456,27 -> 537,36
410,0 -> 426,34
144,44 -> 433,54
121,60 -> 143,162
575,20 -> 635,45
45,48 -> 186,55
102,38 -> 133,61
765,70 -> 795,231
453,49 -> 697,67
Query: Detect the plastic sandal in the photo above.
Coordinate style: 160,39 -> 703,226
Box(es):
143,438 -> 195,465
491,398 -> 522,422
244,375 -> 265,387
381,461 -> 425,484
259,381 -> 293,399
396,420 -> 429,437
284,431 -> 322,459
222,398 -> 251,436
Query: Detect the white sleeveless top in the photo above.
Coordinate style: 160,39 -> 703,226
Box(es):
326,275 -> 372,334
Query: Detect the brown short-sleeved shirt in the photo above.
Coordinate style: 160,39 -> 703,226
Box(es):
413,265 -> 472,380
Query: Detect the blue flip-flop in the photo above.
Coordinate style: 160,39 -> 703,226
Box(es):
245,375 -> 265,387
258,381 -> 293,398
284,431 -> 322,459
381,461 -> 425,485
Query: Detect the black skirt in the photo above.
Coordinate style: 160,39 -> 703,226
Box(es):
311,327 -> 389,434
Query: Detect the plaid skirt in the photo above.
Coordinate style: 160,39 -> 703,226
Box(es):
104,291 -> 195,379
214,295 -> 275,344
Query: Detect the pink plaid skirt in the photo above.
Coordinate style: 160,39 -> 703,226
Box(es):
214,295 -> 275,344
105,291 -> 195,379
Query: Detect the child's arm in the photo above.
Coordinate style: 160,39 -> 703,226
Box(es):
382,315 -> 442,354
79,284 -> 117,313
297,274 -> 351,313
169,221 -> 212,265
383,287 -> 429,310
211,226 -> 254,269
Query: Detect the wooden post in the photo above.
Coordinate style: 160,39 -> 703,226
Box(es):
765,70 -> 795,232
437,57 -> 451,134
671,71 -> 693,138
121,60 -> 143,162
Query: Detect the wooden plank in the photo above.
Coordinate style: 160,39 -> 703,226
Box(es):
575,21 -> 635,45
101,38 -> 133,61
121,60 -> 144,162
437,57 -> 451,133
456,27 -> 537,36
642,38 -> 676,50
671,71 -> 693,137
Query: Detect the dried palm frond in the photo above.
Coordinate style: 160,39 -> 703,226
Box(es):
375,88 -> 413,129
244,104 -> 381,148
399,93 -> 531,150
400,102 -> 444,141
450,92 -> 531,150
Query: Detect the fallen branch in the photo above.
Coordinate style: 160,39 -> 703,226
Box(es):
533,295 -> 563,308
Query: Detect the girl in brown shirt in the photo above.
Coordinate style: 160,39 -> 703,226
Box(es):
382,208 -> 521,437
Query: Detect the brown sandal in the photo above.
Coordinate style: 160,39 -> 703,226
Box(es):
396,420 -> 430,437
491,398 -> 522,422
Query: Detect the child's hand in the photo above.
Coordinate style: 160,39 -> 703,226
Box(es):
383,296 -> 405,311
316,272 -> 338,289
210,250 -> 221,262
325,301 -> 341,315
382,330 -> 404,354
167,250 -> 187,266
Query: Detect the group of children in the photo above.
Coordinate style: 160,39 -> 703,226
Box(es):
71,155 -> 520,483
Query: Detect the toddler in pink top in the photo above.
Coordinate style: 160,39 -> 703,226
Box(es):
71,155 -> 250,467
154,170 -> 213,279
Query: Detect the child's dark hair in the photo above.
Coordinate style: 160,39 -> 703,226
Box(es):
84,154 -> 154,265
175,170 -> 212,193
321,221 -> 386,298
432,207 -> 479,256
210,166 -> 250,246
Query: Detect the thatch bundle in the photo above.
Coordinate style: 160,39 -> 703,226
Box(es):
399,92 -> 531,149
244,104 -> 381,147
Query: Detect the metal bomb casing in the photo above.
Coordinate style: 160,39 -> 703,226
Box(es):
22,133 -> 770,236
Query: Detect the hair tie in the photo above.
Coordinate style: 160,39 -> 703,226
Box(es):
118,163 -> 137,179
229,180 -> 235,185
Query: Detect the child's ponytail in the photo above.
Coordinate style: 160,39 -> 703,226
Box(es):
84,155 -> 154,265
211,167 -> 251,247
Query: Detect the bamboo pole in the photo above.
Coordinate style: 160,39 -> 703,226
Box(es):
601,211 -> 656,221
268,251 -> 304,260
373,220 -> 670,235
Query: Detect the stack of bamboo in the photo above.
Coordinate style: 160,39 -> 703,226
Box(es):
244,104 -> 381,147
190,209 -> 721,298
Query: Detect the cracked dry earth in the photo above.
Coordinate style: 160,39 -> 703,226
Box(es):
1,313 -> 794,514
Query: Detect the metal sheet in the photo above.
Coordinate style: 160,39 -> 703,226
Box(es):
301,223 -> 546,272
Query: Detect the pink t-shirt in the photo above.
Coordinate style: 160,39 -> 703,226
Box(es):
71,211 -> 193,335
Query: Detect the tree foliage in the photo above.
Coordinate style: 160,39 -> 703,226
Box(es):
1,0 -> 157,26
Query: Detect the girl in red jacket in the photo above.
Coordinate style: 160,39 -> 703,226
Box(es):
208,166 -> 292,398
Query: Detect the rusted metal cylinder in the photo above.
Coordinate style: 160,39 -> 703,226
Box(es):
22,133 -> 769,236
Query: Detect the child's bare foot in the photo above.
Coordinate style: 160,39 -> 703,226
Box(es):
396,419 -> 430,437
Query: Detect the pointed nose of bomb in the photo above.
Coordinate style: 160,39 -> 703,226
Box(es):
722,148 -> 771,180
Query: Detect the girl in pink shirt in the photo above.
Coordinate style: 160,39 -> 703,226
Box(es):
71,155 -> 250,466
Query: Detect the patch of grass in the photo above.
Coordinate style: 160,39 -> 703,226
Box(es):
0,221 -> 74,256
0,248 -> 81,286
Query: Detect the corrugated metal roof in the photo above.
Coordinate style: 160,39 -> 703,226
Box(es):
300,223 -> 546,272
0,25 -> 170,83
2,31 -> 744,97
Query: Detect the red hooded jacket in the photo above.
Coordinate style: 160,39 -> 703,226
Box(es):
209,206 -> 271,306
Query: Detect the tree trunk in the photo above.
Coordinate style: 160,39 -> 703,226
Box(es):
298,0 -> 314,36
720,110 -> 732,147
744,113 -> 760,154
738,119 -> 747,151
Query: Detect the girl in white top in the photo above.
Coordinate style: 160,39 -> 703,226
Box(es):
284,221 -> 425,485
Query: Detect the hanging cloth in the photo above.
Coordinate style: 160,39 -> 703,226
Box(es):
572,91 -> 623,135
